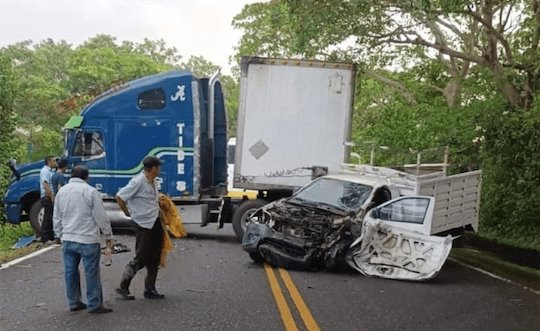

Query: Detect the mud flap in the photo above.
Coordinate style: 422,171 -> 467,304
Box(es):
347,220 -> 452,281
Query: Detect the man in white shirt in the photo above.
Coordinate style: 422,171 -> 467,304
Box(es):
115,156 -> 165,300
53,165 -> 113,314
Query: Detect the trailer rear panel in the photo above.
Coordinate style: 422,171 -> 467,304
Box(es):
234,57 -> 356,190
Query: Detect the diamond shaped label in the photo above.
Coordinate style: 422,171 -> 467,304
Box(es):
249,140 -> 269,160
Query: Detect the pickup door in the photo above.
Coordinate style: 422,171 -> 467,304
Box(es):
347,196 -> 452,281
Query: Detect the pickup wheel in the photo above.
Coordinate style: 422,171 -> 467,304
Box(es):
29,200 -> 44,236
249,251 -> 265,263
232,199 -> 267,241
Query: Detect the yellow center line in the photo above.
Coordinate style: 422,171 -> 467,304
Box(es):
263,263 -> 299,331
278,268 -> 322,331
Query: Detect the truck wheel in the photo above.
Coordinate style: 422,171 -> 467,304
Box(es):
29,200 -> 44,236
232,199 -> 267,241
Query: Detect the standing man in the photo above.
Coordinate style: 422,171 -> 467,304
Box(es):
53,165 -> 113,314
39,155 -> 57,243
51,158 -> 68,195
115,156 -> 165,300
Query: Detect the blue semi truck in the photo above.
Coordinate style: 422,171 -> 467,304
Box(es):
3,57 -> 357,240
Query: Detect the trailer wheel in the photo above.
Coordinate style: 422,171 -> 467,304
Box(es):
232,199 -> 267,241
29,200 -> 44,236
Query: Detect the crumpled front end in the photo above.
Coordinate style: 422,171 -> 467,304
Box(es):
346,220 -> 453,281
242,199 -> 359,271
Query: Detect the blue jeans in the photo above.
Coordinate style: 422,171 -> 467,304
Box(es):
63,241 -> 103,311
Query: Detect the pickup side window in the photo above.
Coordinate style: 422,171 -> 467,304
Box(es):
366,187 -> 392,211
73,131 -> 105,158
138,88 -> 166,110
377,197 -> 430,224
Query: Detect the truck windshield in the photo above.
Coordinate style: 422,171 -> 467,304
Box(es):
72,131 -> 105,157
63,130 -> 70,158
293,178 -> 372,212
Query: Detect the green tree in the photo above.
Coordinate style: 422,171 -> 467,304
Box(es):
232,0 -> 540,246
1,39 -> 73,129
234,0 -> 540,108
0,53 -> 20,221
179,56 -> 240,136
68,35 -> 175,95
181,55 -> 220,77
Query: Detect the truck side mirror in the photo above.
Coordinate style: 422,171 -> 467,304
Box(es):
8,159 -> 20,181
370,208 -> 380,219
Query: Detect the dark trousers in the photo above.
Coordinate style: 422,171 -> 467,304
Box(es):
120,219 -> 164,292
40,197 -> 55,242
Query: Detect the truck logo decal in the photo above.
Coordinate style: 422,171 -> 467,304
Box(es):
176,181 -> 187,192
171,85 -> 186,102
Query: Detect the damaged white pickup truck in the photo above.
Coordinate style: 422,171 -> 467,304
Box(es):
242,164 -> 482,281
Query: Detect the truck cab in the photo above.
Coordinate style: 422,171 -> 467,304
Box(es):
4,70 -> 228,234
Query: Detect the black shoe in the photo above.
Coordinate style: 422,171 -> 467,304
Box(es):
88,306 -> 113,314
54,238 -> 62,245
144,289 -> 165,299
115,288 -> 135,300
69,302 -> 87,311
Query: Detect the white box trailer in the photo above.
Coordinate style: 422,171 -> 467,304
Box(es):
234,57 -> 356,191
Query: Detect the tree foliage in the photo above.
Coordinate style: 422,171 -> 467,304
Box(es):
0,53 -> 20,222
234,0 -> 540,108
233,0 -> 540,247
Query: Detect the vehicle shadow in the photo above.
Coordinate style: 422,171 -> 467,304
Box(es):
184,232 -> 240,244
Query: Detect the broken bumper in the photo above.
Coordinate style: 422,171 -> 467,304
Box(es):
242,222 -> 317,270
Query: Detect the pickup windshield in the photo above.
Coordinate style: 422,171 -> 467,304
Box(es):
293,178 -> 372,212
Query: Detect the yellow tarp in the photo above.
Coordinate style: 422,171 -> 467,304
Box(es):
159,194 -> 187,267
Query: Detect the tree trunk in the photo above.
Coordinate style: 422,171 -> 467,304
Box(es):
443,78 -> 463,108
492,64 -> 524,107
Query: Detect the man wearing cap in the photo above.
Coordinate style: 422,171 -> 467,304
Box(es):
115,156 -> 165,300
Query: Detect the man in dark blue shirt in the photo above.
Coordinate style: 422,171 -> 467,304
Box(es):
52,158 -> 68,194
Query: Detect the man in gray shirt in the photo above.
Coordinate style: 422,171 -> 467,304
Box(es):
115,156 -> 165,300
53,165 -> 113,314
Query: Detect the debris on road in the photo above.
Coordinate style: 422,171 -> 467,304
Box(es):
12,236 -> 35,249
101,242 -> 130,254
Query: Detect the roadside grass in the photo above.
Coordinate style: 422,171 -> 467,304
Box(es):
451,248 -> 540,293
0,222 -> 36,264
477,230 -> 540,252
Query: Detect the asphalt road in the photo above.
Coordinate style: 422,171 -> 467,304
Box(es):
0,224 -> 539,331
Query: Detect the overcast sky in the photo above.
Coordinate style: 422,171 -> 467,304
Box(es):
0,0 -> 259,74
